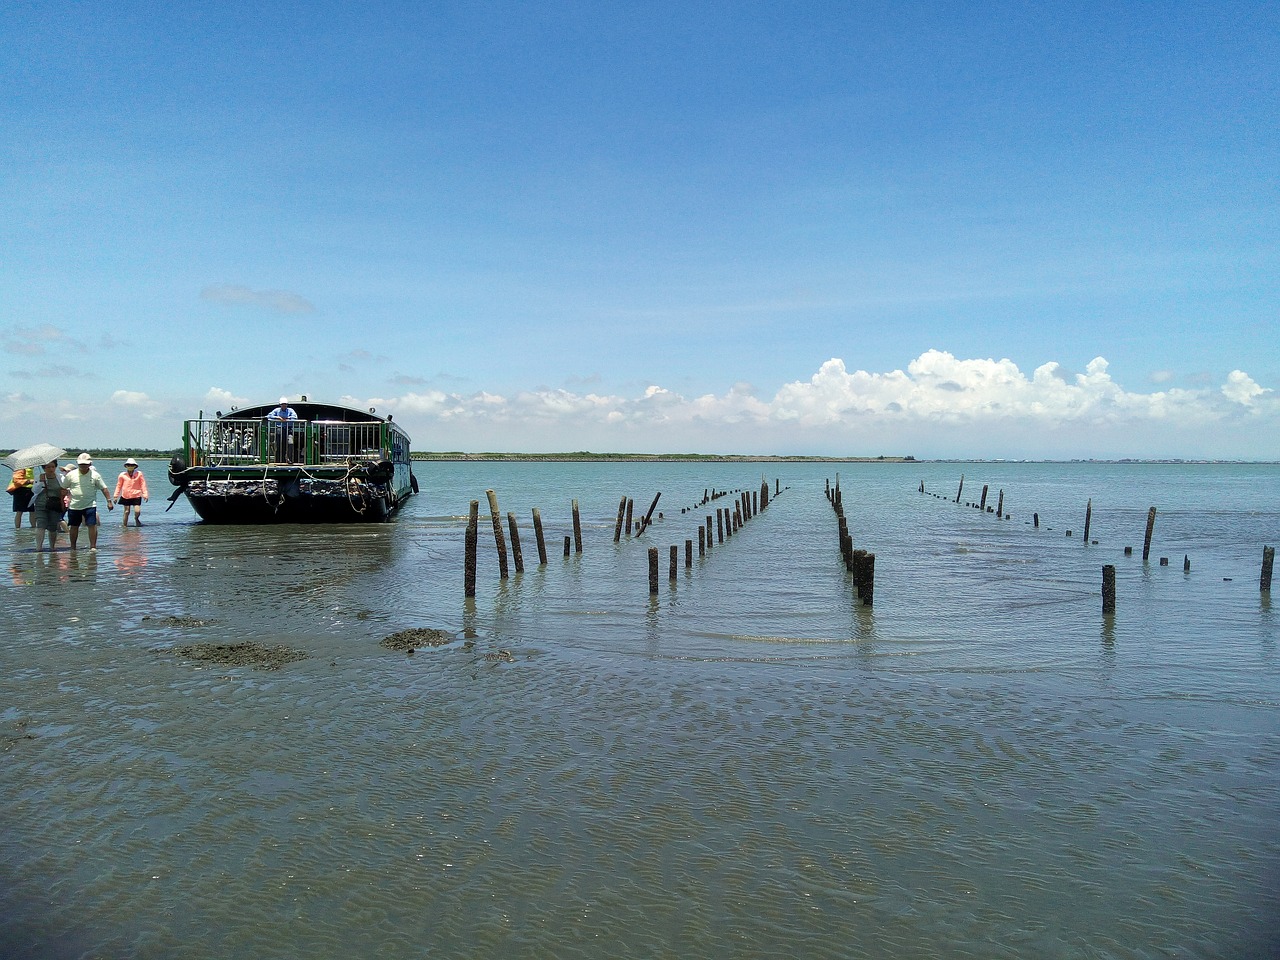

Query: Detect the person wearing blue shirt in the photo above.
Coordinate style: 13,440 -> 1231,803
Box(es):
267,397 -> 299,462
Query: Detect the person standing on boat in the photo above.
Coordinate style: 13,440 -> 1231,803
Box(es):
8,468 -> 34,528
267,397 -> 298,463
31,459 -> 68,551
60,452 -> 114,551
113,458 -> 149,527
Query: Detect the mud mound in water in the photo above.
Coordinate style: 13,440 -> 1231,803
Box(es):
379,628 -> 455,651
172,641 -> 308,671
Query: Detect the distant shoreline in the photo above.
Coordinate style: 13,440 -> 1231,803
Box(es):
410,453 -> 916,463
3,450 -> 1272,465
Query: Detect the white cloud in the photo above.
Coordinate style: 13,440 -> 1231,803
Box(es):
1221,370 -> 1270,407
348,351 -> 1277,458
110,390 -> 164,418
200,285 -> 315,315
204,387 -> 251,410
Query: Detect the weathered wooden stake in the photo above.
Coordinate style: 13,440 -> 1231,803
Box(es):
698,526 -> 705,557
486,489 -> 509,579
716,509 -> 724,544
1262,546 -> 1275,593
507,512 -> 524,573
567,499 -> 582,553
1083,499 -> 1092,544
1102,564 -> 1116,614
613,496 -> 627,542
705,516 -> 712,550
637,492 -> 661,535
1183,554 -> 1190,572
625,498 -> 634,536
685,539 -> 692,567
956,474 -> 964,504
851,549 -> 875,606
648,547 -> 659,594
1142,506 -> 1157,561
997,489 -> 1004,519
1033,512 -> 1040,528
980,485 -> 988,511
563,535 -> 571,557
464,500 -> 479,598
532,507 -> 548,565
669,545 -> 678,581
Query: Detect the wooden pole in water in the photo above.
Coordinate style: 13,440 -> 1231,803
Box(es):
956,474 -> 964,504
1083,499 -> 1092,544
705,516 -> 712,550
669,545 -> 678,581
851,550 -> 875,606
571,499 -> 583,553
1262,546 -> 1275,593
997,489 -> 1004,519
625,498 -> 634,536
1034,512 -> 1039,528
716,509 -> 724,544
980,484 -> 988,511
613,496 -> 627,542
465,500 -> 479,598
637,492 -> 662,535
698,526 -> 705,557
1102,564 -> 1116,614
564,535 -> 571,557
685,539 -> 693,567
506,512 -> 524,573
648,547 -> 659,594
1142,507 -> 1157,561
486,489 -> 509,579
532,508 -> 548,565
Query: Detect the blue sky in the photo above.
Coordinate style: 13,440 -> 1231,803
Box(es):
3,1 -> 1277,458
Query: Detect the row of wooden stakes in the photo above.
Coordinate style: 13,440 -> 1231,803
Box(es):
826,477 -> 875,606
923,477 -> 1276,611
462,481 -> 783,598
645,479 -> 778,594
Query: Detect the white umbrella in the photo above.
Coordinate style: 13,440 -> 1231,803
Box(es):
3,443 -> 66,471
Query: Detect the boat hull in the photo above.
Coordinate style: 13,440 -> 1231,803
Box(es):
175,466 -> 413,524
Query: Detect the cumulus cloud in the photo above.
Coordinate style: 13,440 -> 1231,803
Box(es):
345,351 -> 1276,458
1221,370 -> 1270,407
204,387 -> 251,410
200,285 -> 315,314
110,390 -> 164,418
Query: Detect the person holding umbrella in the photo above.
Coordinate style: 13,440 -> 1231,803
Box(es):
60,452 -> 114,551
3,443 -> 68,550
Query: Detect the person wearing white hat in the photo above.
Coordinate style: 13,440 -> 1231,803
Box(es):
114,458 -> 149,528
59,452 -> 114,551
266,397 -> 298,463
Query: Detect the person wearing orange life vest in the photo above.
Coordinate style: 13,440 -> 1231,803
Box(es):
114,458 -> 149,527
8,467 -> 34,528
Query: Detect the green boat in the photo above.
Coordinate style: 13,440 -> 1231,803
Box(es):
168,398 -> 417,523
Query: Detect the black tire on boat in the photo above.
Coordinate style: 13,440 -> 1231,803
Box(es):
168,454 -> 189,486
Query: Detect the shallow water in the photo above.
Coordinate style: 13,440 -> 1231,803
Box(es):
2,460 -> 1278,959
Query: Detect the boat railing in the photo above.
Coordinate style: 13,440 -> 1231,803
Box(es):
314,420 -> 387,463
193,418 -> 265,466
186,418 -> 391,467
